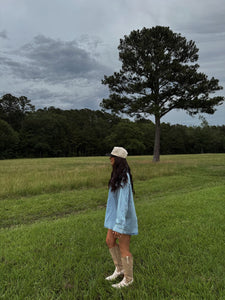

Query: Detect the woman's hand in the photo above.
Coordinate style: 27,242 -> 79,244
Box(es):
112,231 -> 121,238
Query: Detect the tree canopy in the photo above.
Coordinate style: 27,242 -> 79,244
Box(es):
0,94 -> 35,130
101,26 -> 224,161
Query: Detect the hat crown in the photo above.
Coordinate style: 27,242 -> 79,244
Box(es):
111,147 -> 128,158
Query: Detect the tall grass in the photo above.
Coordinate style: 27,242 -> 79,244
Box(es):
0,157 -> 110,199
1,154 -> 224,199
0,154 -> 225,299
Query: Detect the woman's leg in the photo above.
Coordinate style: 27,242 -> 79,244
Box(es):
118,234 -> 131,257
105,229 -> 123,280
112,234 -> 133,288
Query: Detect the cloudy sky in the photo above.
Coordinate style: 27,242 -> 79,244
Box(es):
0,0 -> 224,126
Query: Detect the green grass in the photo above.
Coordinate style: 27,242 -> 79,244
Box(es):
0,154 -> 225,299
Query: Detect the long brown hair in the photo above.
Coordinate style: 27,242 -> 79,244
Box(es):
108,156 -> 134,192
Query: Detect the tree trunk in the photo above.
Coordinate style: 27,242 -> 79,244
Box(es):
153,116 -> 160,162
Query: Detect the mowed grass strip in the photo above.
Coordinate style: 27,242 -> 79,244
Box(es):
0,188 -> 107,228
1,172 -> 224,229
136,184 -> 225,299
0,184 -> 225,299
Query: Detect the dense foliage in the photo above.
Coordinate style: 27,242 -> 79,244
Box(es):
101,26 -> 224,161
0,94 -> 225,159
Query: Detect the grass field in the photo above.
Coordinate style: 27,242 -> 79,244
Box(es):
0,154 -> 225,299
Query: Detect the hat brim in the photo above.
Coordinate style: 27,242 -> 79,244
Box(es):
105,153 -> 116,157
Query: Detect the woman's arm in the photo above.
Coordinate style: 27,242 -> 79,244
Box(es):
113,182 -> 130,234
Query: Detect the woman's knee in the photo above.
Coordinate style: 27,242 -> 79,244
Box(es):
106,237 -> 116,248
106,230 -> 116,248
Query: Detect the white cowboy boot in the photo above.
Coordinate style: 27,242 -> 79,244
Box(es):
105,246 -> 124,281
112,256 -> 133,288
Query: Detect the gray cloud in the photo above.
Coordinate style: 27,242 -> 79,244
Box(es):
1,35 -> 111,83
0,34 -> 110,112
0,30 -> 7,39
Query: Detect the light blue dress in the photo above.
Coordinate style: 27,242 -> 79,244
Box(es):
104,173 -> 138,235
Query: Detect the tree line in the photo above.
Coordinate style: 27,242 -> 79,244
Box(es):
0,93 -> 225,159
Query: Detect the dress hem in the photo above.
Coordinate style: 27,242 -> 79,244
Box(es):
104,225 -> 138,236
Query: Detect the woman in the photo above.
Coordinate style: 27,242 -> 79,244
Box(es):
104,146 -> 138,288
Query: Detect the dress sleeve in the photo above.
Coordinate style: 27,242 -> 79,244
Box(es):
112,181 -> 130,234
